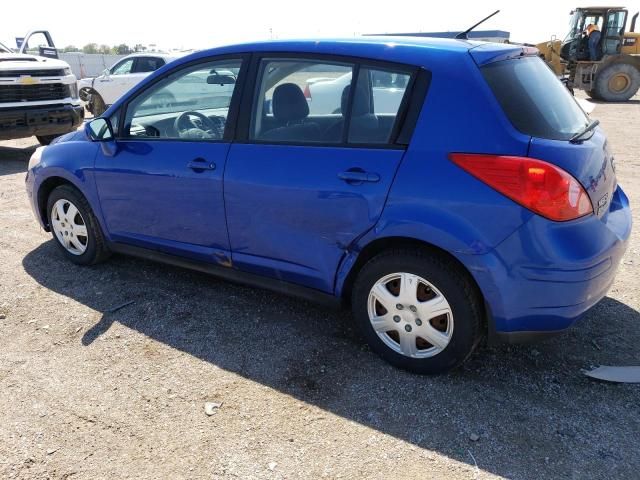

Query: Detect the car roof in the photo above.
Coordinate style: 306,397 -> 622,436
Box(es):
177,37 -> 527,69
123,52 -> 178,60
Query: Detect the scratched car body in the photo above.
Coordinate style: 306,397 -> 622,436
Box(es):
26,37 -> 632,373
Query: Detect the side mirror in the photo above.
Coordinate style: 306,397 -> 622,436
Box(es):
85,118 -> 114,142
206,74 -> 236,85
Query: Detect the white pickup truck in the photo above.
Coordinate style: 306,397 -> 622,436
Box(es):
0,31 -> 83,145
79,53 -> 178,116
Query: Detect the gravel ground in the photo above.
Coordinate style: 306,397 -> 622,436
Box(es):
0,94 -> 639,479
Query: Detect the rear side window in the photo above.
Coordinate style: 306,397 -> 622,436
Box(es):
250,59 -> 354,143
249,58 -> 413,146
134,57 -> 165,73
482,56 -> 588,141
350,67 -> 411,144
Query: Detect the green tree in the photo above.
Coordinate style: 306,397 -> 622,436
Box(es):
82,43 -> 98,54
62,45 -> 78,53
98,44 -> 113,54
114,44 -> 132,55
133,43 -> 147,53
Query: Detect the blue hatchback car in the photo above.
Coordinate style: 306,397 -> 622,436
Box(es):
26,37 -> 631,373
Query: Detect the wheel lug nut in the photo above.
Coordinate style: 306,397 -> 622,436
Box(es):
409,305 -> 417,313
396,304 -> 404,310
415,319 -> 423,326
393,315 -> 401,323
405,325 -> 412,332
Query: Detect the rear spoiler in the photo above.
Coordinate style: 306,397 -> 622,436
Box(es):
469,43 -> 539,67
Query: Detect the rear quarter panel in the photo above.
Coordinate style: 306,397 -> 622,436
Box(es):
369,51 -> 532,254
336,51 -> 534,294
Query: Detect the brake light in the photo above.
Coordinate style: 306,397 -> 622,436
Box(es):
449,153 -> 593,221
303,84 -> 312,100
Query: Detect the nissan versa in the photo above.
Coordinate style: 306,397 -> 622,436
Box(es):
25,38 -> 631,374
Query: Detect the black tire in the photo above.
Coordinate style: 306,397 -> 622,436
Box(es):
46,185 -> 110,265
586,89 -> 602,101
594,63 -> 640,102
36,135 -> 58,146
351,249 -> 482,374
92,93 -> 107,116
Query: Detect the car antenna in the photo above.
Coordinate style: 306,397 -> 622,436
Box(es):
455,10 -> 500,40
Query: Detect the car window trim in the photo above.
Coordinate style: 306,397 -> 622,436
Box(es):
235,51 -> 421,150
115,53 -> 250,144
341,64 -> 360,144
395,68 -> 431,145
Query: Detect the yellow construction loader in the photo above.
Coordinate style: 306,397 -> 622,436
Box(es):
537,6 -> 640,101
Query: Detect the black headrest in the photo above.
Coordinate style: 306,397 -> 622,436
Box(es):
341,84 -> 370,116
272,83 -> 309,122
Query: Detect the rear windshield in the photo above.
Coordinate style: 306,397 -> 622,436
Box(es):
482,56 -> 588,141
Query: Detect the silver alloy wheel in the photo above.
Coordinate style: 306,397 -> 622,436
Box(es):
50,199 -> 88,256
367,272 -> 454,358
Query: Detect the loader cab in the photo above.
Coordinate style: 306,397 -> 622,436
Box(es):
561,7 -> 628,61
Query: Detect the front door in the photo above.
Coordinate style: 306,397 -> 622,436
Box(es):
94,57 -> 245,264
224,57 -> 415,292
99,57 -> 135,105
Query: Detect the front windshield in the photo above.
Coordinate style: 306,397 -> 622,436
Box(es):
565,10 -> 603,42
566,11 -> 582,40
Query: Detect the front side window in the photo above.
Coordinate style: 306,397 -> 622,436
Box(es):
122,58 -> 242,141
111,59 -> 134,75
250,59 -> 353,143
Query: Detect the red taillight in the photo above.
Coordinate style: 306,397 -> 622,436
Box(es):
303,84 -> 312,99
449,153 -> 593,221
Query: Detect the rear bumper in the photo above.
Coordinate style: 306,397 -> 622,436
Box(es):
0,104 -> 84,140
463,186 -> 632,341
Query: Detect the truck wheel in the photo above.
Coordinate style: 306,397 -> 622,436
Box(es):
36,135 -> 58,145
351,249 -> 483,374
92,94 -> 107,117
594,63 -> 640,102
586,90 -> 602,101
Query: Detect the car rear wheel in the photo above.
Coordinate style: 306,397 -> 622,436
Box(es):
46,185 -> 110,265
352,249 -> 482,374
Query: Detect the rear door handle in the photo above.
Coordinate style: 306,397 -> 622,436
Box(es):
187,158 -> 216,171
338,170 -> 380,183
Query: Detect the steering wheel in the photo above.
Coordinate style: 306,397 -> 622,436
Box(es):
174,111 -> 221,139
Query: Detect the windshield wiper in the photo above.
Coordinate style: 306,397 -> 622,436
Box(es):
570,119 -> 600,143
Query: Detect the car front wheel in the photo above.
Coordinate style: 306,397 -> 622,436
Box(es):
46,185 -> 110,265
352,249 -> 482,374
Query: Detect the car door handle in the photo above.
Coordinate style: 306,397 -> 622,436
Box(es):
187,159 -> 216,171
338,170 -> 380,183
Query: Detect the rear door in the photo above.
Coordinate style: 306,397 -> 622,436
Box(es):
223,55 -> 419,293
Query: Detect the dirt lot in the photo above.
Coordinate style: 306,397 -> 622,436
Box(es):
1,94 -> 639,480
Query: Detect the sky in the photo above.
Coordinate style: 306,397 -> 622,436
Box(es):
1,0 -> 636,51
